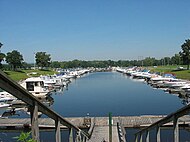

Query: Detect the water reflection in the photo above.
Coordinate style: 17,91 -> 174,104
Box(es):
178,94 -> 190,105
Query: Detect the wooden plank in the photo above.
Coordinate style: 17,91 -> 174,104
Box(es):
173,116 -> 179,142
86,126 -> 119,142
30,102 -> 39,142
156,126 -> 161,142
55,118 -> 61,142
0,115 -> 190,129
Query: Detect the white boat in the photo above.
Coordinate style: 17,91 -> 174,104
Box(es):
157,79 -> 187,89
20,77 -> 50,98
149,74 -> 176,87
0,97 -> 13,108
0,91 -> 16,99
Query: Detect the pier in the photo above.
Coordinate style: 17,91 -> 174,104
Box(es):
0,116 -> 178,129
1,115 -> 190,129
1,115 -> 190,142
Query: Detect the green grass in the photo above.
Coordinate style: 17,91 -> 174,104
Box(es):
4,71 -> 28,81
149,65 -> 190,80
172,70 -> 190,80
4,69 -> 57,81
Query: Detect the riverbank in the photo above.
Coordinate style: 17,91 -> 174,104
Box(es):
3,65 -> 190,81
3,69 -> 57,81
149,65 -> 190,80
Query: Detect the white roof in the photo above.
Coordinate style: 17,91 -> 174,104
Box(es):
25,77 -> 43,82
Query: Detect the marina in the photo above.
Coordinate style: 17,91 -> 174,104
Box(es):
1,68 -> 190,141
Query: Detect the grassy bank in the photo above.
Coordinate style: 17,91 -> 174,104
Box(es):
149,65 -> 190,80
4,69 -> 57,81
3,66 -> 190,81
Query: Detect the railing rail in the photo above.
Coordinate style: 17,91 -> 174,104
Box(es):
88,117 -> 96,139
117,117 -> 126,142
0,70 -> 90,142
134,102 -> 190,142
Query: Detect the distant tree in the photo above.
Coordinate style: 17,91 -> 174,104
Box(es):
5,50 -> 24,70
171,54 -> 181,65
50,61 -> 61,68
22,62 -> 32,69
0,53 -> 6,68
164,57 -> 171,65
35,52 -> 51,69
0,42 -> 5,69
0,42 -> 2,48
143,57 -> 155,66
179,39 -> 190,69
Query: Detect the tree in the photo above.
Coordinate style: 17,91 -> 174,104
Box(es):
0,53 -> 5,68
0,42 -> 6,69
143,57 -> 156,66
164,57 -> 171,65
22,62 -> 32,69
50,61 -> 61,68
171,54 -> 181,65
6,50 -> 24,70
179,39 -> 190,69
35,52 -> 51,69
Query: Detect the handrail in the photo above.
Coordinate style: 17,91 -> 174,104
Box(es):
135,103 -> 190,135
0,70 -> 90,140
134,102 -> 190,141
117,117 -> 126,142
88,117 -> 96,138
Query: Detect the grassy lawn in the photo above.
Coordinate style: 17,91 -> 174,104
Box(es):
4,70 -> 28,81
4,69 -> 57,81
149,65 -> 190,80
172,70 -> 190,80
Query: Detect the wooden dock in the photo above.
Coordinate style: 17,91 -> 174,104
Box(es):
0,115 -> 190,129
0,115 -> 190,142
87,126 -> 119,142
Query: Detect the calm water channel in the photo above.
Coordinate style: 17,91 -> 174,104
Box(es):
52,71 -> 183,117
1,71 -> 189,142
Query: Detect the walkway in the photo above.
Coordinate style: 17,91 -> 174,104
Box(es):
87,126 -> 119,142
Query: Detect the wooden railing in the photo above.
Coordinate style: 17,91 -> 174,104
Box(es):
134,103 -> 190,142
0,70 -> 90,142
117,117 -> 126,142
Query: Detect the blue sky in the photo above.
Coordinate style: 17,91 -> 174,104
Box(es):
0,0 -> 190,62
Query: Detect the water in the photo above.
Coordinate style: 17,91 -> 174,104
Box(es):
1,71 -> 188,141
52,72 -> 183,117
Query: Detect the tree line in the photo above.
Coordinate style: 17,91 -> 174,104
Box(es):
0,39 -> 190,70
0,43 -> 51,70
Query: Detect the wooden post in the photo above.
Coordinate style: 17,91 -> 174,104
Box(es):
69,128 -> 73,142
145,130 -> 149,142
135,134 -> 138,142
156,126 -> 161,142
173,116 -> 179,142
76,131 -> 81,142
140,133 -> 143,142
30,101 -> 40,142
55,118 -> 61,142
82,135 -> 86,142
109,112 -> 112,142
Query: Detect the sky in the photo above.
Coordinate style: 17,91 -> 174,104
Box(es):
0,0 -> 190,63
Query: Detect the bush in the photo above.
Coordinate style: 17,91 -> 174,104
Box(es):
14,131 -> 36,142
